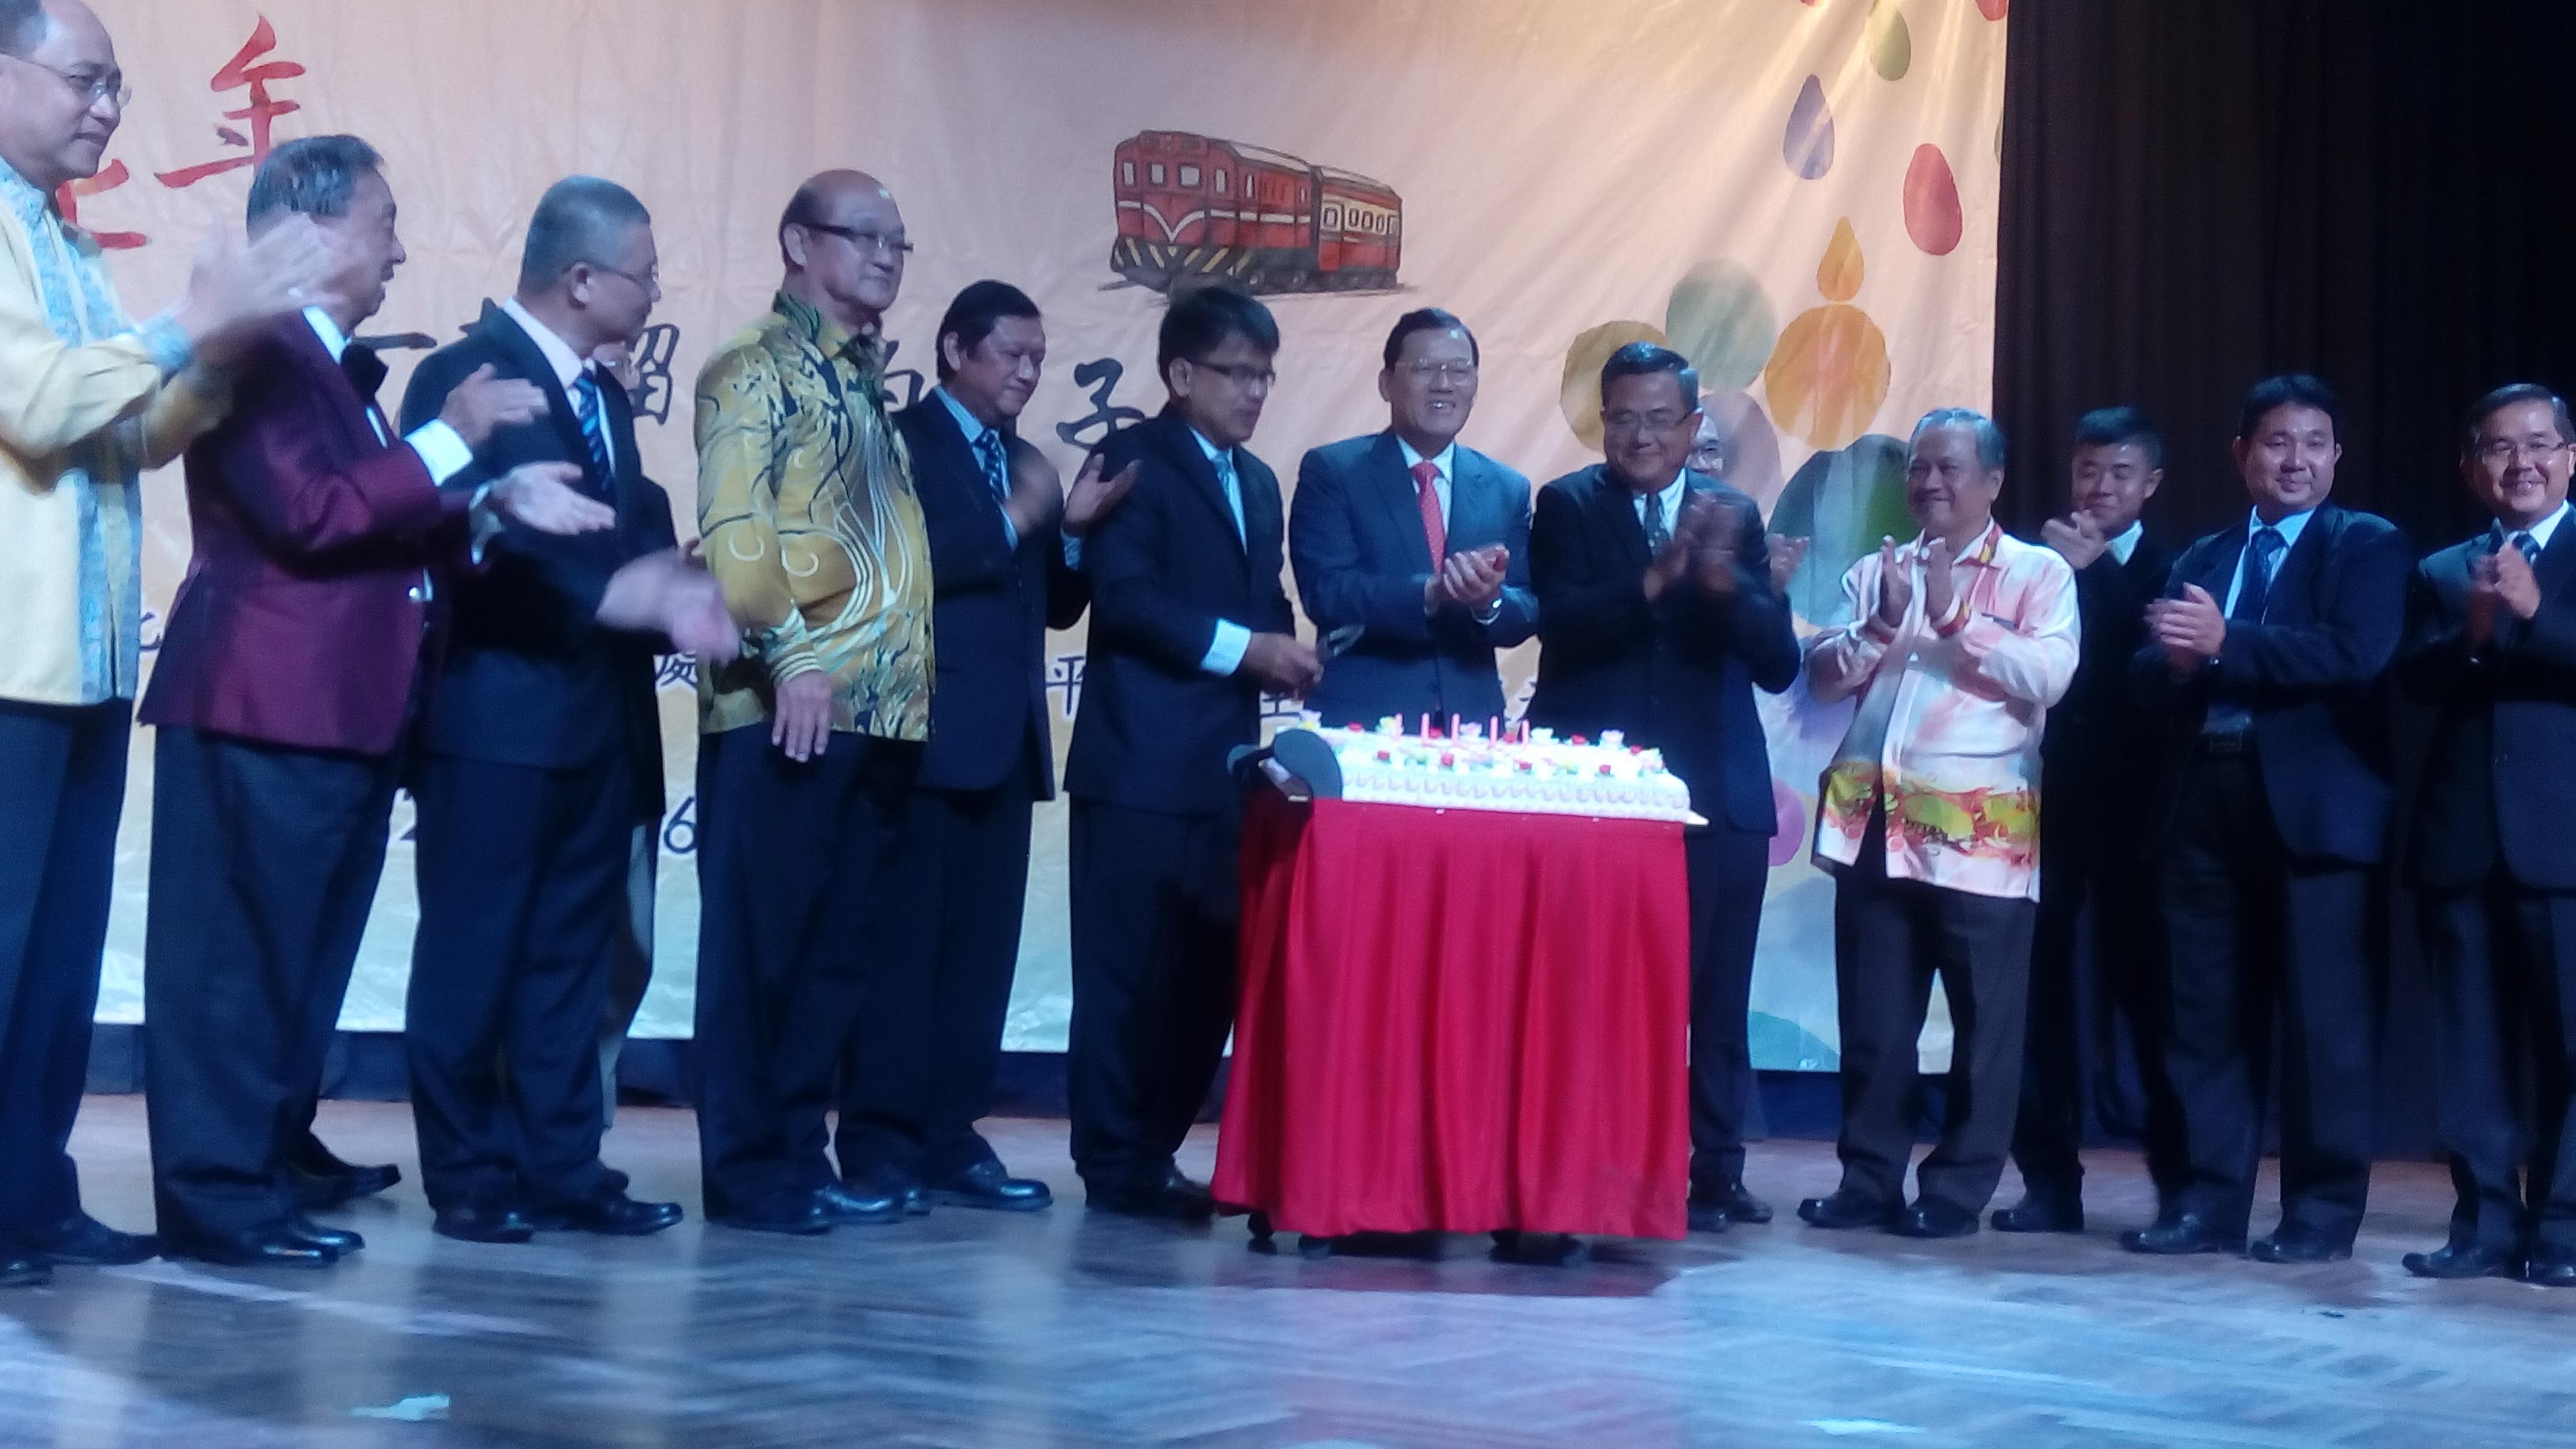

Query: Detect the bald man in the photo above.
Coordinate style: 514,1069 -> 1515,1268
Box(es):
691,171 -> 938,1233
0,0 -> 336,1287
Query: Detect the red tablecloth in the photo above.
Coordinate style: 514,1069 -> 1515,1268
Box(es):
1213,793 -> 1692,1240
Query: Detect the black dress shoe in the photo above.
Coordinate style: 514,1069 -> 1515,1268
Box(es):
814,1180 -> 905,1226
1685,1199 -> 1733,1234
1090,1170 -> 1216,1221
286,1216 -> 365,1256
2402,1241 -> 2519,1280
845,1164 -> 931,1217
291,1161 -> 403,1211
1989,1193 -> 2084,1235
2523,1251 -> 2576,1287
2120,1213 -> 2245,1256
1889,1201 -> 1979,1239
926,1158 -> 1053,1213
530,1194 -> 684,1236
2250,1224 -> 2351,1264
1489,1230 -> 1588,1266
710,1190 -> 835,1235
1797,1189 -> 1898,1231
1687,1179 -> 1771,1232
432,1206 -> 537,1244
1,1253 -> 50,1287
164,1228 -> 337,1268
42,1213 -> 160,1266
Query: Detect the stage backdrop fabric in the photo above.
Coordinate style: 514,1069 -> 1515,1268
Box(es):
74,0 -> 2006,1065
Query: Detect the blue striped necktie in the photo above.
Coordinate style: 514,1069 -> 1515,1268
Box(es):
572,372 -> 613,487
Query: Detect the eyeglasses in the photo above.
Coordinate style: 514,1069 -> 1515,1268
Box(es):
801,222 -> 914,257
1401,360 -> 1477,382
2478,437 -> 2568,464
588,262 -> 660,294
1194,360 -> 1275,388
1602,410 -> 1686,436
4,54 -> 128,109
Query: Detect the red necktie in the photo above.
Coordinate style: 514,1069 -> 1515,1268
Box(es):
1413,459 -> 1447,564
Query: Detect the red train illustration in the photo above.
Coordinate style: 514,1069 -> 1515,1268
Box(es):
1109,131 -> 1402,295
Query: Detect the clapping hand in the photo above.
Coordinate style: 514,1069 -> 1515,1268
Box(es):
2467,551 -> 2505,644
1872,537 -> 1914,629
1063,452 -> 1138,538
1433,545 -> 1509,613
2146,584 -> 2228,672
488,461 -> 614,535
2493,538 -> 2543,621
1765,533 -> 1810,594
2042,513 -> 2109,569
1919,535 -> 1959,624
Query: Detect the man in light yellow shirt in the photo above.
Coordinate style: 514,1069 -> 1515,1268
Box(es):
0,0 -> 338,1289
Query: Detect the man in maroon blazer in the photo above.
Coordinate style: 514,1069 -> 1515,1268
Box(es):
135,135 -> 640,1269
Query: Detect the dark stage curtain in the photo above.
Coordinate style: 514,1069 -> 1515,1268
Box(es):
1994,1 -> 2576,1160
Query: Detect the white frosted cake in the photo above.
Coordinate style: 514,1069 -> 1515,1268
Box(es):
1313,718 -> 1699,824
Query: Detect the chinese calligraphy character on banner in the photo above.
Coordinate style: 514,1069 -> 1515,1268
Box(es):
156,16 -> 303,190
624,323 -> 681,425
57,162 -> 145,250
1053,358 -> 1148,449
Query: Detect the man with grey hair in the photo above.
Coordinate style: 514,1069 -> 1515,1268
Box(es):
140,136 -> 625,1269
0,0 -> 345,1288
396,175 -> 733,1243
1800,408 -> 2079,1240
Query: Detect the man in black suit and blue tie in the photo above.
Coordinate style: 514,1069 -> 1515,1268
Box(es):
397,177 -> 735,1244
2128,374 -> 2411,1264
1524,342 -> 1801,1235
2399,384 -> 2576,1285
835,281 -> 1130,1215
1065,284 -> 1319,1219
1289,309 -> 1535,727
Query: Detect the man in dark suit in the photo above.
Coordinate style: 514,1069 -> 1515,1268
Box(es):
835,280 -> 1128,1214
2399,384 -> 2576,1285
2128,374 -> 2411,1263
397,177 -> 732,1244
1065,284 -> 1319,1218
138,136 -> 622,1268
1289,308 -> 1535,727
1525,341 -> 1800,1233
1996,406 -> 2181,1233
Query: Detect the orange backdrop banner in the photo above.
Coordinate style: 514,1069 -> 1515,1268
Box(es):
79,0 -> 2007,1063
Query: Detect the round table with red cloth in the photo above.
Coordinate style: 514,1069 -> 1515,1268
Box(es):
1213,791 -> 1693,1240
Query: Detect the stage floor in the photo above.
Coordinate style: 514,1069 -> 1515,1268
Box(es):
3,1100 -> 2572,1448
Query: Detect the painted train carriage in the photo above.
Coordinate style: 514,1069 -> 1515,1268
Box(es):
1110,131 -> 1402,294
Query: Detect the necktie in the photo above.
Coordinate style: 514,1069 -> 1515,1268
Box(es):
2512,530 -> 2541,566
1412,458 -> 1447,563
975,429 -> 1011,505
2231,525 -> 2284,623
1641,490 -> 1670,553
1211,451 -> 1245,543
571,372 -> 613,487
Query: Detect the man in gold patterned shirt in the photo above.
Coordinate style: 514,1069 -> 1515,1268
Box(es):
692,169 -> 935,1234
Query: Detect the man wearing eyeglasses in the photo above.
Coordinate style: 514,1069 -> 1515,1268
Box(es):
0,0 -> 347,1289
691,170 -> 937,1235
1065,283 -> 1319,1219
1288,308 -> 1533,730
395,177 -> 735,1245
2397,384 -> 2576,1286
1525,341 -> 1801,1239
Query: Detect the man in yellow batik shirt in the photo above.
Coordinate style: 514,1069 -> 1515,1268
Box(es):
690,169 -> 936,1235
0,0 -> 338,1289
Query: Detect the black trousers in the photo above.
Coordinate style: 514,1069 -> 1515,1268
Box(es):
1065,796 -> 1240,1195
2157,748 -> 2379,1241
406,748 -> 635,1214
2011,776 -> 2183,1206
2419,877 -> 2576,1255
1831,818 -> 2036,1216
839,743 -> 1040,1180
692,727 -> 916,1218
1687,824 -> 1770,1191
144,726 -> 401,1241
0,698 -> 130,1254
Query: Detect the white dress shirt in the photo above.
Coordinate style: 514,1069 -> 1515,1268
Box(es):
500,296 -> 616,476
1194,427 -> 1254,677
2107,519 -> 2143,565
304,307 -> 477,601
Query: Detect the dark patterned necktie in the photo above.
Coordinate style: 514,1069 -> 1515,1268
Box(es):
1641,491 -> 1670,553
974,428 -> 1010,504
2231,525 -> 2284,622
572,372 -> 613,486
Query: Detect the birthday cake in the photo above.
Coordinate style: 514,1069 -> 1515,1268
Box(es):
1309,717 -> 1699,824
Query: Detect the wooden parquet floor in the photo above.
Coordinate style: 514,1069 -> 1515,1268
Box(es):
3,1098 -> 2572,1448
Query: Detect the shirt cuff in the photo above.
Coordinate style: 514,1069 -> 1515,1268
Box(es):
1201,619 -> 1252,676
407,419 -> 474,486
136,314 -> 195,377
1061,534 -> 1084,570
466,482 -> 504,564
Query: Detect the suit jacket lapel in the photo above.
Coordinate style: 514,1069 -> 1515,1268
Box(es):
279,316 -> 384,455
481,303 -> 605,492
1372,431 -> 1434,569
1601,466 -> 1652,570
1154,413 -> 1246,557
2531,513 -> 2576,604
925,397 -> 1014,541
